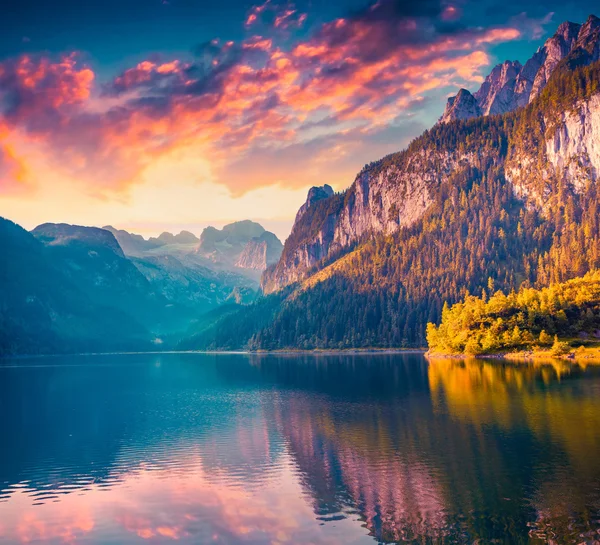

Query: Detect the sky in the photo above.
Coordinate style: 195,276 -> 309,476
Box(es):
0,0 -> 598,241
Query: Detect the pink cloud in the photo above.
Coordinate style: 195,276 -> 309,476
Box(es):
0,0 -> 521,198
245,0 -> 271,28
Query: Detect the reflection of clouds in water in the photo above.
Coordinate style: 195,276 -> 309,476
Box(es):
110,399 -> 285,491
1,457 -> 367,544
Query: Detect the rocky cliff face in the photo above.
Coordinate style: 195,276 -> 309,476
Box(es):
474,60 -> 522,115
507,93 -> 600,205
195,220 -> 283,274
441,15 -> 600,124
235,232 -> 283,271
262,145 -> 487,293
294,184 -> 334,223
196,220 -> 266,263
262,15 -> 600,295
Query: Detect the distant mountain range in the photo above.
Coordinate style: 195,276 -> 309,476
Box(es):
182,14 -> 600,350
0,219 -> 281,355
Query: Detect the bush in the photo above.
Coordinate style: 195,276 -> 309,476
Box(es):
550,335 -> 572,357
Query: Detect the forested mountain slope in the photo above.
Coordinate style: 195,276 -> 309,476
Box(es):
182,35 -> 600,350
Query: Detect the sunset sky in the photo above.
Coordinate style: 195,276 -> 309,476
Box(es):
0,0 -> 597,240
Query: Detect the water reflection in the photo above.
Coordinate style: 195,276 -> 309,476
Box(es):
0,354 -> 599,544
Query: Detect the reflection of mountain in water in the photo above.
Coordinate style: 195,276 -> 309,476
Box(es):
428,358 -> 600,542
245,355 -> 600,543
1,354 -> 600,544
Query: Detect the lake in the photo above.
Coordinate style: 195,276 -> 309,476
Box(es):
0,353 -> 599,544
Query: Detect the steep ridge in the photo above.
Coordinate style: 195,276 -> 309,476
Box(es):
263,122 -> 503,293
474,60 -> 522,115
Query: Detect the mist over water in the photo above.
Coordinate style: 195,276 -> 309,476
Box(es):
1,353 -> 599,544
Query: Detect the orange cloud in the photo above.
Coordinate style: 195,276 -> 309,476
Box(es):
0,0 -> 521,200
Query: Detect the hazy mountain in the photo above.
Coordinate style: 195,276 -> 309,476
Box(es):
183,15 -> 600,350
235,232 -> 284,271
103,225 -> 163,255
196,220 -> 283,272
150,230 -> 200,245
0,218 -> 150,355
31,223 -> 189,335
130,254 -> 257,312
0,219 -> 264,354
106,221 -> 282,276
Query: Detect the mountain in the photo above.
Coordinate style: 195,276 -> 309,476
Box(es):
31,223 -> 189,334
151,230 -> 200,245
102,225 -> 163,255
129,254 -> 257,311
104,225 -> 260,315
264,15 -> 600,297
0,218 -> 150,355
196,220 -> 283,271
104,226 -> 200,255
294,184 -> 334,223
0,219 -> 262,355
439,88 -> 482,124
107,221 -> 282,277
104,222 -> 278,299
441,16 -> 600,123
182,16 -> 600,350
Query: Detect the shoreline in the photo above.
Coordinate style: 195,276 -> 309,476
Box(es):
426,349 -> 600,362
1,348 -> 427,360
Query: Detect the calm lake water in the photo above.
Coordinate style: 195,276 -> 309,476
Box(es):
1,353 -> 600,544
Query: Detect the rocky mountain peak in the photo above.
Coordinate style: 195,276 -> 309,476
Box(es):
574,15 -> 600,62
441,15 -> 599,123
556,20 -> 582,43
474,60 -> 522,115
579,14 -> 600,39
295,184 -> 335,224
440,89 -> 482,124
262,15 -> 600,296
235,231 -> 283,271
